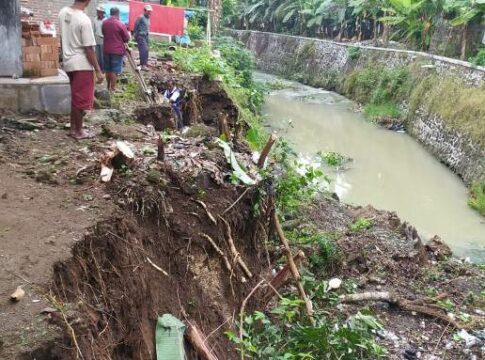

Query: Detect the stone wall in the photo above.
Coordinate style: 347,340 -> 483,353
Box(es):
233,30 -> 485,184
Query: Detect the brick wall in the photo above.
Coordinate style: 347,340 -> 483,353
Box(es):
21,0 -> 74,24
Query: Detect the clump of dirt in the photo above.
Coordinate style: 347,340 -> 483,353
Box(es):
134,104 -> 176,131
149,73 -> 239,127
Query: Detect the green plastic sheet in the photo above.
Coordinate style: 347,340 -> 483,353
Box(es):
156,314 -> 186,360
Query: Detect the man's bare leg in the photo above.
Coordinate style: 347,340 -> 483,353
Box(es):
106,72 -> 112,91
70,107 -> 94,140
111,73 -> 118,91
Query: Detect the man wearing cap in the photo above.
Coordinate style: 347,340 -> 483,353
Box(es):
133,5 -> 152,71
93,5 -> 106,72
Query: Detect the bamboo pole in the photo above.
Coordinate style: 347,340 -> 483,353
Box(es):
272,211 -> 315,325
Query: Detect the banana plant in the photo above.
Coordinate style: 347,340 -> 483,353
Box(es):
445,0 -> 485,59
381,0 -> 443,50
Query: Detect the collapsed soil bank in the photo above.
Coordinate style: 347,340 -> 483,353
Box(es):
231,30 -> 485,187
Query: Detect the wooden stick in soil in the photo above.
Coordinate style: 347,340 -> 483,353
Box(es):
272,212 -> 315,325
218,114 -> 231,142
186,323 -> 218,360
263,250 -> 306,304
257,133 -> 278,168
157,134 -> 164,161
219,216 -> 253,279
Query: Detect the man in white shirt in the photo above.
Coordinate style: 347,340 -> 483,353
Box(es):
59,0 -> 104,140
163,81 -> 183,130
92,6 -> 106,72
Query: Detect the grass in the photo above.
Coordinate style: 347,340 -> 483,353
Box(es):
364,103 -> 401,121
350,218 -> 374,232
468,181 -> 485,216
409,75 -> 485,147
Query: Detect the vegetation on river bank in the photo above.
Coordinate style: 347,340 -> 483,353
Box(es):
227,0 -> 485,59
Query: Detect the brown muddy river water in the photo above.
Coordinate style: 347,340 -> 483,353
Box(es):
257,73 -> 485,262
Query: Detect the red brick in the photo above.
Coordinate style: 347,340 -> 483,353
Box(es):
41,61 -> 58,69
23,53 -> 41,62
23,46 -> 41,54
36,36 -> 58,46
41,52 -> 59,61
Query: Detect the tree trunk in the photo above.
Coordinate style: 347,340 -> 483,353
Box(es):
460,24 -> 468,61
208,0 -> 222,34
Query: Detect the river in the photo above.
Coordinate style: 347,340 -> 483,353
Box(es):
256,72 -> 485,262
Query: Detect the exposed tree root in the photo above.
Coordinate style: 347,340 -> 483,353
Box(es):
219,216 -> 253,280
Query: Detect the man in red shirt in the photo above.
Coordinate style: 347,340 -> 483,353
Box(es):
102,7 -> 130,91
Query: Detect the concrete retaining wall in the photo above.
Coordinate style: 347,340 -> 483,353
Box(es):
0,71 -> 71,114
233,30 -> 485,184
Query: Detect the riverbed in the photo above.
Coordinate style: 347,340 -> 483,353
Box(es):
256,72 -> 485,262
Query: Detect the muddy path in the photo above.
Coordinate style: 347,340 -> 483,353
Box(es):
0,66 -> 484,360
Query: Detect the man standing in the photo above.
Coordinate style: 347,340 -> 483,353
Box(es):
59,0 -> 104,140
92,6 -> 105,72
163,81 -> 184,130
133,5 -> 152,71
102,7 -> 130,91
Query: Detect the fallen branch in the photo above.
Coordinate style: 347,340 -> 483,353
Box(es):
273,211 -> 315,325
340,292 -> 465,329
263,251 -> 306,304
219,216 -> 253,279
186,323 -> 218,360
146,257 -> 168,276
193,200 -> 217,225
199,233 -> 242,282
257,134 -> 277,168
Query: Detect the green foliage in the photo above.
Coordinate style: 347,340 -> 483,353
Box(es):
469,48 -> 485,66
318,151 -> 347,167
347,46 -> 361,61
271,141 -> 328,214
275,160 -> 326,213
350,217 -> 374,232
344,65 -> 411,105
364,103 -> 402,121
172,39 -> 266,149
468,181 -> 485,216
188,22 -> 204,40
228,297 -> 387,359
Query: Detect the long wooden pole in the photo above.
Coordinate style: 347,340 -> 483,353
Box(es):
272,211 -> 315,325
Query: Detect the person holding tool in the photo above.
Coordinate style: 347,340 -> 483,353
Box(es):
59,0 -> 104,140
102,7 -> 130,91
92,5 -> 105,72
163,81 -> 184,130
133,5 -> 152,71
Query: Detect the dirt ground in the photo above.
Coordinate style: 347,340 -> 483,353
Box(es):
1,61 -> 484,360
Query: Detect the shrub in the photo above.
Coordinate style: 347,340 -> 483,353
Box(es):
469,48 -> 485,67
468,181 -> 485,216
